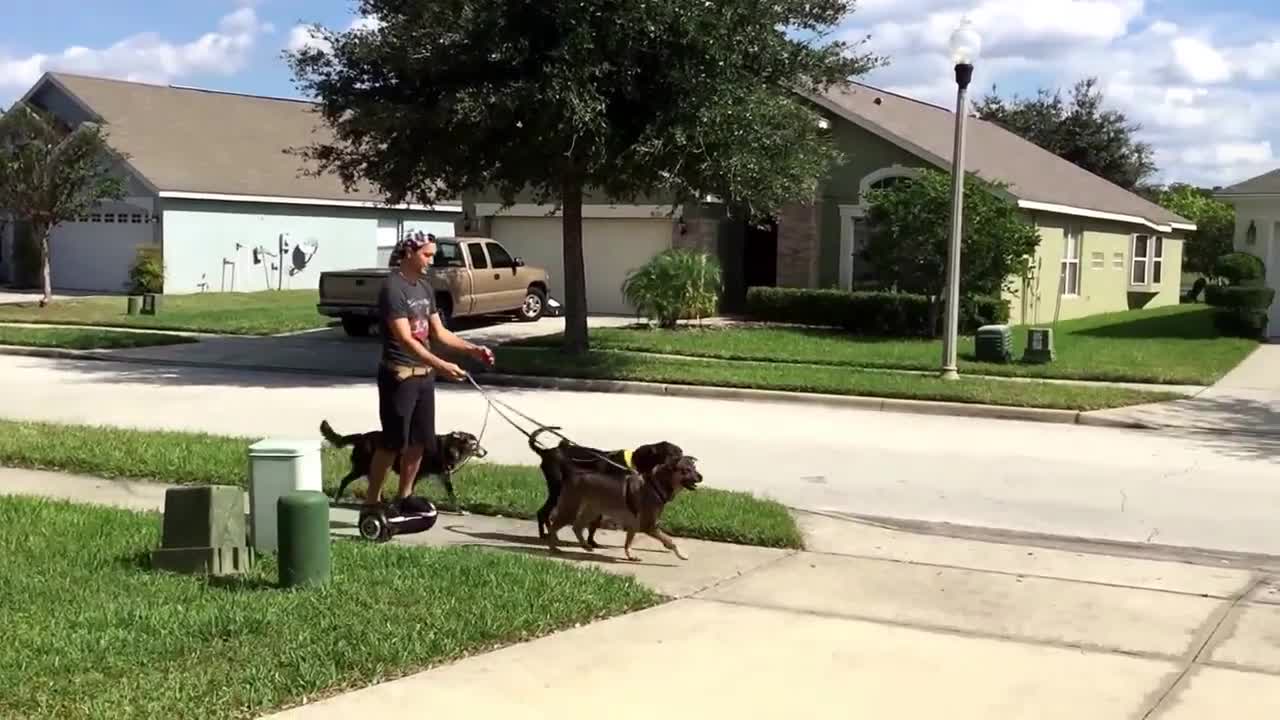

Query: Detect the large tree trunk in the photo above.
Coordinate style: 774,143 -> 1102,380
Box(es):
36,223 -> 51,307
560,179 -> 589,355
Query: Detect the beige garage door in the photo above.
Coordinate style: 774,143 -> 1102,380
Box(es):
489,216 -> 673,315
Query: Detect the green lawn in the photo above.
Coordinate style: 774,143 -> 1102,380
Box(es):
491,347 -> 1180,411
0,418 -> 802,549
0,290 -> 329,335
0,495 -> 658,720
0,325 -> 196,350
516,305 -> 1255,386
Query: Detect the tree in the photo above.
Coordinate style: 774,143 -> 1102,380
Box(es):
974,77 -> 1157,191
285,0 -> 882,354
0,103 -> 126,305
861,169 -> 1041,332
1149,183 -> 1235,275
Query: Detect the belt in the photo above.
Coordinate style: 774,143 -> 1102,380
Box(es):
383,362 -> 433,381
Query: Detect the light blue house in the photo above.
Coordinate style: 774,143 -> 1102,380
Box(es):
0,72 -> 461,294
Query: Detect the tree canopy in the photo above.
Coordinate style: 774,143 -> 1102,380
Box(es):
285,0 -> 882,352
861,169 -> 1040,328
974,77 -> 1156,192
1151,183 -> 1236,274
0,102 -> 126,305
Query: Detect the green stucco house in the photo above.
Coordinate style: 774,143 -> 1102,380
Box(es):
656,81 -> 1197,322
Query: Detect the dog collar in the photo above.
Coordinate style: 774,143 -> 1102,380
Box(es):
623,448 -> 636,470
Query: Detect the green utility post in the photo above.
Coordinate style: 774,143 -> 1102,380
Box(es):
277,490 -> 331,588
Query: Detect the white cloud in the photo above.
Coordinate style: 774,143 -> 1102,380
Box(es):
846,0 -> 1280,186
0,7 -> 272,92
285,15 -> 381,55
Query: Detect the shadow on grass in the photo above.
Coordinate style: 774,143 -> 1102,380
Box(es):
1073,308 -> 1222,340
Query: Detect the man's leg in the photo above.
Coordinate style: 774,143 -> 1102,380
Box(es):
368,368 -> 405,507
398,376 -> 437,502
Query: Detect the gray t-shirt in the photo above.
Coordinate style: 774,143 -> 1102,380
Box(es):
378,271 -> 436,368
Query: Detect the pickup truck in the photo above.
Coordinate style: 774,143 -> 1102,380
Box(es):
317,236 -> 556,337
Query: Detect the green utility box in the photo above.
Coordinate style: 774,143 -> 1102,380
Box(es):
277,490 -> 331,589
150,485 -> 253,576
974,324 -> 1013,364
1023,327 -> 1056,364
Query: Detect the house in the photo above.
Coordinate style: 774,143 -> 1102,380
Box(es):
1217,168 -> 1280,339
1,72 -> 1193,323
465,81 -> 1196,323
0,72 -> 462,296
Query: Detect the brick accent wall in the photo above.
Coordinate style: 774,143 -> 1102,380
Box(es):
776,200 -> 819,288
671,217 -> 719,255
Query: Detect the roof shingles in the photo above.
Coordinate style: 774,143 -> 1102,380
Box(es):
810,82 -> 1190,228
46,72 -> 392,203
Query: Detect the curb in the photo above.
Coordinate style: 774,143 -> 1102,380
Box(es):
0,344 -> 1195,433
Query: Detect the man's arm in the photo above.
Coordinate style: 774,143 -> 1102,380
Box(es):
429,313 -> 495,367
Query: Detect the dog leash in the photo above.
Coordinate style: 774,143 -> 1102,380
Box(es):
463,372 -> 634,474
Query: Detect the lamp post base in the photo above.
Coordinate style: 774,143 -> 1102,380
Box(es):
940,367 -> 960,381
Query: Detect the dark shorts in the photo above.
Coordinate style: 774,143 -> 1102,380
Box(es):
377,365 -> 437,454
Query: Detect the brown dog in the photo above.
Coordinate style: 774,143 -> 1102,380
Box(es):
546,455 -> 703,561
320,419 -> 486,511
526,428 -> 684,548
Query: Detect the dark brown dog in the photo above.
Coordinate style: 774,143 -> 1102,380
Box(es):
546,455 -> 703,561
320,419 -> 486,511
527,428 -> 683,548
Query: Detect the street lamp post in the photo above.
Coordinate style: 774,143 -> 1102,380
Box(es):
940,18 -> 981,381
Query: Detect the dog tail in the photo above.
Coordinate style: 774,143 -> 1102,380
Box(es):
527,426 -> 562,457
319,419 -> 359,448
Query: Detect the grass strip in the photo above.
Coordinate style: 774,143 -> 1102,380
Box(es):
0,419 -> 802,549
491,347 -> 1180,411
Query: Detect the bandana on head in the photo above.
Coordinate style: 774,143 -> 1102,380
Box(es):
389,231 -> 435,267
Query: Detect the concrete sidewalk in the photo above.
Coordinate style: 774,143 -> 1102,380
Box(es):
5,468 -> 1280,718
1084,344 -> 1280,436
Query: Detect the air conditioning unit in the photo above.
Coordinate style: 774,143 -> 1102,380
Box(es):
974,324 -> 1013,363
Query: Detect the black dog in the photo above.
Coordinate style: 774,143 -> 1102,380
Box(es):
320,420 -> 486,512
526,427 -> 684,548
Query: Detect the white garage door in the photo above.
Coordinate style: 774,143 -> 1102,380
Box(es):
50,212 -> 153,292
489,217 -> 672,315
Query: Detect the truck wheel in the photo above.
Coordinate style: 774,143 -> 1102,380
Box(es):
341,316 -> 372,337
519,287 -> 547,322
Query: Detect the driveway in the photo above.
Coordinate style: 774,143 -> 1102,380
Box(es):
1086,343 -> 1280,435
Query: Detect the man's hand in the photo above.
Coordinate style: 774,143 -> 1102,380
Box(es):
436,360 -> 468,382
470,344 -> 495,367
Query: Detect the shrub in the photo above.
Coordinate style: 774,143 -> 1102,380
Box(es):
744,287 -> 1009,336
621,249 -> 722,328
1205,285 -> 1276,339
1213,252 -> 1265,286
127,246 -> 164,294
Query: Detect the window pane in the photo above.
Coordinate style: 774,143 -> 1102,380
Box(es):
432,242 -> 466,268
466,243 -> 489,269
486,242 -> 514,267
1132,258 -> 1147,285
1068,263 -> 1079,295
1152,259 -> 1162,284
1153,236 -> 1163,259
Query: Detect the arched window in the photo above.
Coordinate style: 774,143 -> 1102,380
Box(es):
860,165 -> 921,200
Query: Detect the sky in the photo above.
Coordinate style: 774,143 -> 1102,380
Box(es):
2,0 -> 1278,189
